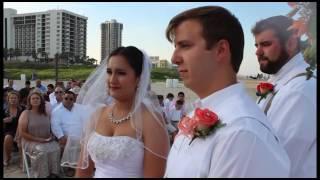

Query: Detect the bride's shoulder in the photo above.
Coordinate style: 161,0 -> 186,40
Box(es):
98,105 -> 112,116
140,104 -> 166,128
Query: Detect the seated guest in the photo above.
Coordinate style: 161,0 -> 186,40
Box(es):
17,91 -> 61,178
51,90 -> 89,176
49,81 -> 65,104
50,87 -> 64,111
51,91 -> 88,149
70,86 -> 81,101
3,91 -> 24,167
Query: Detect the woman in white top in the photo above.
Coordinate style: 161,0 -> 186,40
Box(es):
61,46 -> 170,178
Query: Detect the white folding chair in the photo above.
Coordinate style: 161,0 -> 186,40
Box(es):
22,146 -> 31,178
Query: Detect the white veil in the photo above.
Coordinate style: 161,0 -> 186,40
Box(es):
61,46 -> 170,169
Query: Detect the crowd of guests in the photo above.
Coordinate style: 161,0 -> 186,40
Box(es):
3,78 -> 189,177
157,92 -> 188,143
3,78 -> 86,178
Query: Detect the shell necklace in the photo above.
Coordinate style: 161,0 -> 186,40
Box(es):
108,106 -> 132,124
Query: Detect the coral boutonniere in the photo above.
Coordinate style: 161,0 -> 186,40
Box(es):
176,108 -> 226,145
256,82 -> 275,104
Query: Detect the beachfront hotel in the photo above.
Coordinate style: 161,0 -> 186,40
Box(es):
3,8 -> 87,62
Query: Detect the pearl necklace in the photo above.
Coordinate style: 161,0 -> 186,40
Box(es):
108,106 -> 132,124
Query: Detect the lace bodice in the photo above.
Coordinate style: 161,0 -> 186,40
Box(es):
87,131 -> 144,178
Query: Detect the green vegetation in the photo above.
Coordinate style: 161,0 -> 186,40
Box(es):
3,62 -> 179,81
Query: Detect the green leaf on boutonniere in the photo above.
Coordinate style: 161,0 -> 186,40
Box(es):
189,121 -> 226,145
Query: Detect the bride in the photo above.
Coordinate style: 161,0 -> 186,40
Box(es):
61,46 -> 170,177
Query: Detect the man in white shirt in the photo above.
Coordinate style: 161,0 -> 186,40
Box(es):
164,93 -> 174,112
49,81 -> 65,105
50,87 -> 64,111
164,6 -> 290,177
252,15 -> 316,178
51,90 -> 89,177
168,91 -> 187,115
51,91 -> 88,149
167,99 -> 185,129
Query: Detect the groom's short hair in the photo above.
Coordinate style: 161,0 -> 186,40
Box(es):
166,6 -> 244,73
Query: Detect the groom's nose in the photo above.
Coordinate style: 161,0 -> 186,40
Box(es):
171,50 -> 182,65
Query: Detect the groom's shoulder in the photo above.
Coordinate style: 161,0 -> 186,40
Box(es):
216,116 -> 272,142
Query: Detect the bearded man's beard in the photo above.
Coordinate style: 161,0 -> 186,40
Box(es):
259,47 -> 290,74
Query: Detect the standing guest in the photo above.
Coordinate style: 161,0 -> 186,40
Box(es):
44,84 -> 54,102
35,79 -> 47,94
163,93 -> 174,117
168,91 -> 186,115
164,93 -> 174,108
164,6 -> 290,177
157,95 -> 176,138
3,91 -> 24,167
3,79 -> 18,91
19,80 -> 32,108
4,79 -> 19,91
18,91 -> 61,178
252,15 -> 316,178
157,95 -> 165,110
166,100 -> 185,129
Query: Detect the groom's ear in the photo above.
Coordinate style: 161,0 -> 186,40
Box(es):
215,39 -> 231,63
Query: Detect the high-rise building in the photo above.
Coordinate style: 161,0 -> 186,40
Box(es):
101,19 -> 123,61
3,8 -> 87,62
4,8 -> 17,50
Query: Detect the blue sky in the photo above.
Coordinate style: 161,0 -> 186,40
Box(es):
4,2 -> 292,76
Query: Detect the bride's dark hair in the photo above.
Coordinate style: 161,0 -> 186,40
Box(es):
108,46 -> 144,77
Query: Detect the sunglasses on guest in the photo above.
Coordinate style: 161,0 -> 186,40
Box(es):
55,91 -> 64,94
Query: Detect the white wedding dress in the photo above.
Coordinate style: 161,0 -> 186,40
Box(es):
87,131 -> 144,178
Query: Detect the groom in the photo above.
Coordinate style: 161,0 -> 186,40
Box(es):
164,6 -> 290,177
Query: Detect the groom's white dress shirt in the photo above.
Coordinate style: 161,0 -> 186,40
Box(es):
257,53 -> 316,178
165,83 -> 290,178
